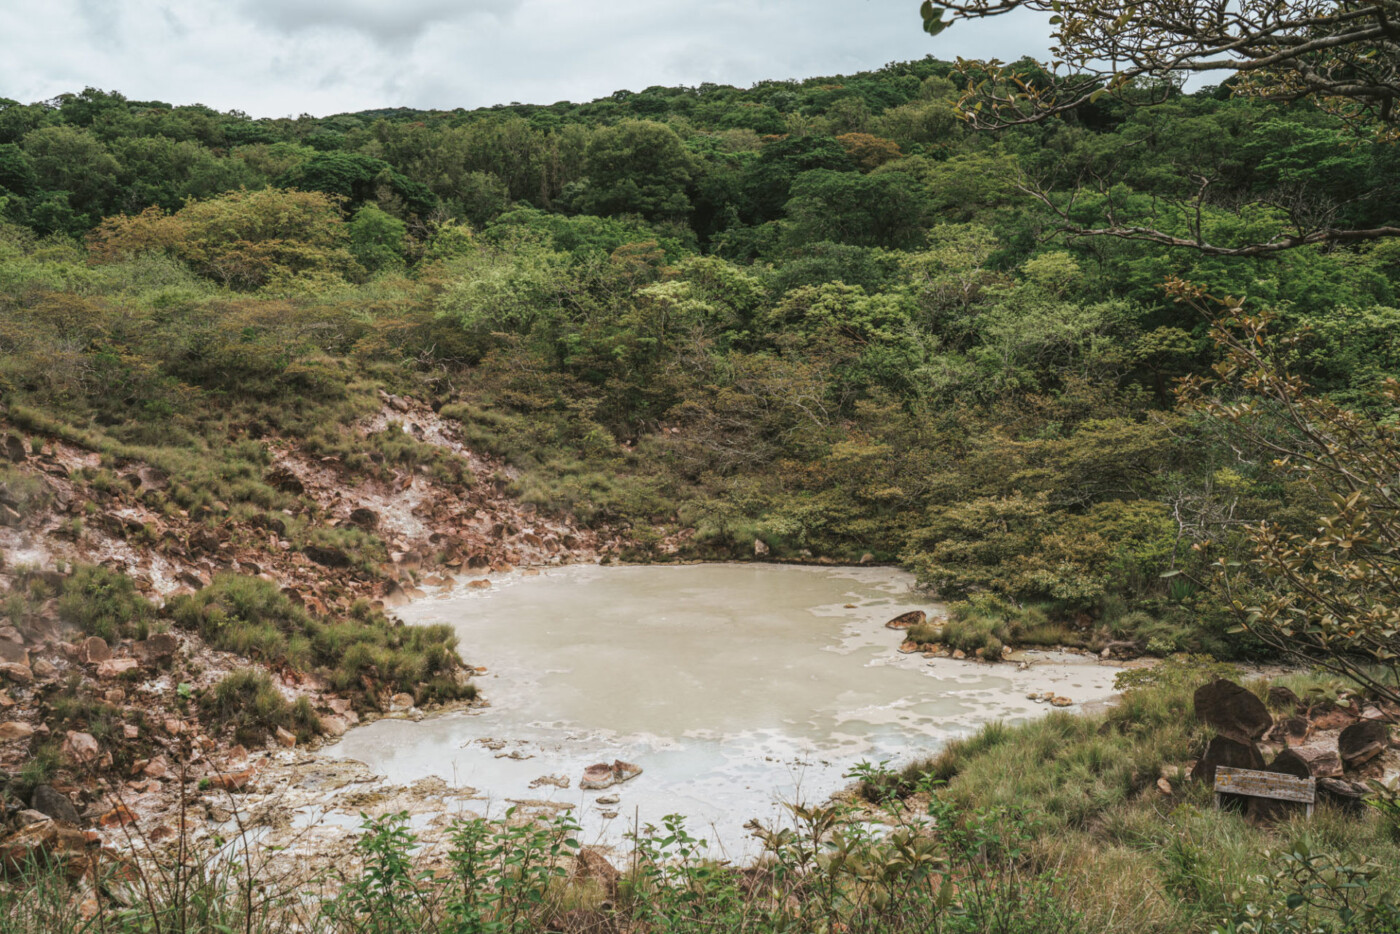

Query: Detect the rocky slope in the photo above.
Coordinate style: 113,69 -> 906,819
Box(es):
0,389 -> 624,895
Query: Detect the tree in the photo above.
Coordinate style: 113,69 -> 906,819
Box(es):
563,120 -> 696,221
921,0 -> 1400,133
783,169 -> 930,249
1174,279 -> 1400,705
919,0 -> 1400,254
88,188 -> 360,290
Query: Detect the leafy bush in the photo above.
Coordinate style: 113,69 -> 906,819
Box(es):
201,669 -> 321,747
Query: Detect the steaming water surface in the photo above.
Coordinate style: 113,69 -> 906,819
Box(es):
328,563 -> 1120,854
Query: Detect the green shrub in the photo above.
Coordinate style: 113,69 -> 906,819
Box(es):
201,669 -> 322,746
58,564 -> 157,641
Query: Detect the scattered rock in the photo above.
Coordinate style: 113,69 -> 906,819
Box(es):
390,693 -> 415,711
0,721 -> 34,742
859,553 -> 875,565
318,714 -> 349,737
0,821 -> 89,882
884,610 -> 926,631
571,847 -> 621,898
596,794 -> 620,805
348,507 -> 380,531
1267,686 -> 1300,711
530,775 -> 570,790
96,658 -> 138,679
275,727 -> 297,748
31,659 -> 56,680
1317,777 -> 1369,810
467,579 -> 491,590
1339,720 -> 1389,769
753,538 -> 769,557
303,544 -> 351,568
99,805 -> 137,828
1272,744 -> 1342,779
1051,697 -> 1073,708
14,810 -> 51,827
264,466 -> 305,495
0,662 -> 33,685
208,768 -> 257,792
133,633 -> 178,664
580,764 -> 615,790
0,640 -> 28,666
1156,778 -> 1172,796
1194,679 -> 1272,744
79,637 -> 111,665
30,786 -> 80,825
1309,704 -> 1357,732
61,731 -> 100,764
0,433 -> 27,463
951,649 -> 966,660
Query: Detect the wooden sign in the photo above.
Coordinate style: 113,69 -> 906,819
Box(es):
1214,766 -> 1316,817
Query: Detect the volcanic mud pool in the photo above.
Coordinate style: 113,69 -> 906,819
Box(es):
325,563 -> 1122,856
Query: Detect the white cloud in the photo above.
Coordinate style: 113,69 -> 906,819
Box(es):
0,0 -> 1053,117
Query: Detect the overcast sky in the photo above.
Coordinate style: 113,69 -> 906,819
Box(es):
0,1 -> 1053,118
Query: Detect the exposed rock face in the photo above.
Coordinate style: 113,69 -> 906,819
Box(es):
1338,720 -> 1389,768
1194,679 -> 1272,743
30,785 -> 80,824
884,610 -> 926,631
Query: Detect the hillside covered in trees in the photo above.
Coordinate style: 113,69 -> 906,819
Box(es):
2,51 -> 1400,933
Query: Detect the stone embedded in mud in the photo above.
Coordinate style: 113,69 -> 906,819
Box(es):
884,610 -> 926,630
390,693 -> 415,711
580,764 -> 615,790
1051,697 -> 1073,707
468,579 -> 491,590
99,805 -> 137,828
611,760 -> 642,784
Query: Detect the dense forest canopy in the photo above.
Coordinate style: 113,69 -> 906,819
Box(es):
1,55 -> 1398,659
